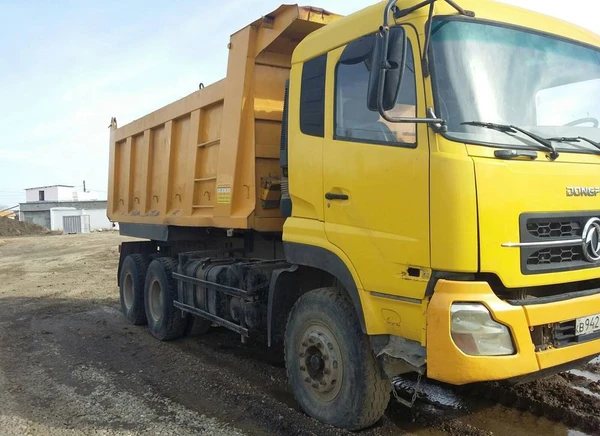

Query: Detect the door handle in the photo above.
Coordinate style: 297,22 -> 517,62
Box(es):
325,192 -> 349,201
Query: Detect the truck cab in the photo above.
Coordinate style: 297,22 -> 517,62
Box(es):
283,0 -> 600,384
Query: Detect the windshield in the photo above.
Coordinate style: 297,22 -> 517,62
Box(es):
430,18 -> 600,153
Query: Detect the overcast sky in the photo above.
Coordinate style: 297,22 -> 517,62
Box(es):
0,0 -> 597,207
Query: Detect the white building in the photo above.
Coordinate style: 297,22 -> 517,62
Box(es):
49,207 -> 115,233
25,185 -> 75,202
25,185 -> 101,203
21,185 -> 112,233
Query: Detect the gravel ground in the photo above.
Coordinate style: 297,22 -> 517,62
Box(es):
0,232 -> 598,436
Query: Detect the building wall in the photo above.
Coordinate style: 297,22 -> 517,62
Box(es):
25,186 -> 75,202
49,208 -> 77,231
20,201 -> 111,231
73,190 -> 101,201
21,211 -> 51,228
50,208 -> 113,231
25,188 -> 49,202
85,209 -> 113,230
56,186 -> 75,201
20,200 -> 107,212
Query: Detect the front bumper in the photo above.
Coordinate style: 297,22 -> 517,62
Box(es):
426,279 -> 600,384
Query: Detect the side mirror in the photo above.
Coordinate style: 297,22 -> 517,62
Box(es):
367,26 -> 407,112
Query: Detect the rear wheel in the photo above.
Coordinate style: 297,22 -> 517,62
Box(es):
144,257 -> 188,341
284,288 -> 390,430
119,254 -> 150,325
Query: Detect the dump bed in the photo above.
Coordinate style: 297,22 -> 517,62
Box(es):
108,5 -> 339,233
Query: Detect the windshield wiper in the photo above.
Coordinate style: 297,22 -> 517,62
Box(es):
547,136 -> 600,153
461,121 -> 560,160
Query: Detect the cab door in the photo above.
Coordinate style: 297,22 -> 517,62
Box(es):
323,26 -> 430,300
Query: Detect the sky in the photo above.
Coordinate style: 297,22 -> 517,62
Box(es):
0,0 -> 597,208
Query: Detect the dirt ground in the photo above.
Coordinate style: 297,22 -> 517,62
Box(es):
0,232 -> 599,436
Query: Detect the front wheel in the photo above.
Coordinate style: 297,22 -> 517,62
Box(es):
284,288 -> 390,430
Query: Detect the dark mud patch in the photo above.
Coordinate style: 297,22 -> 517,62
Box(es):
588,381 -> 600,394
389,376 -> 574,436
560,371 -> 589,385
583,362 -> 600,374
460,375 -> 600,434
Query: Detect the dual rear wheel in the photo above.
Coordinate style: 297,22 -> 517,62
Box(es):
119,255 -> 209,340
119,254 -> 149,325
119,256 -> 390,430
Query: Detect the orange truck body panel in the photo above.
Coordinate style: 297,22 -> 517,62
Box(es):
107,5 -> 340,232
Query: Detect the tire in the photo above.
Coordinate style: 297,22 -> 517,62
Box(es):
119,254 -> 150,325
144,257 -> 188,341
284,288 -> 390,430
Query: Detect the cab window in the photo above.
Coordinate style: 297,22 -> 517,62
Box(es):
300,54 -> 327,137
335,31 -> 417,146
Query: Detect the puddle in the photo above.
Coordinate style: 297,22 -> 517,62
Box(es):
393,376 -> 464,410
457,403 -> 587,436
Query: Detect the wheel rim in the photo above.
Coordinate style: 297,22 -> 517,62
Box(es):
123,273 -> 134,310
298,322 -> 343,403
148,279 -> 163,323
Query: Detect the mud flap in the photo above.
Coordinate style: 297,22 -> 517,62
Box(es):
375,335 -> 426,378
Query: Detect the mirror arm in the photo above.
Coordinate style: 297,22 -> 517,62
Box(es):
378,0 -> 448,132
421,0 -> 436,77
394,0 -> 432,19
444,0 -> 475,17
394,0 -> 475,19
382,0 -> 397,28
375,4 -> 393,119
378,110 -> 447,133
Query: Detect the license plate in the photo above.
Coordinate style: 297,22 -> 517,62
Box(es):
575,314 -> 600,336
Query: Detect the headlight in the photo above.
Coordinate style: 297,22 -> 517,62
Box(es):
450,303 -> 515,356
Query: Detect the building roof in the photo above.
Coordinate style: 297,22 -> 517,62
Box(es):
25,185 -> 75,190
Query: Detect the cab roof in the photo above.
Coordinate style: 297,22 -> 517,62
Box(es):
293,0 -> 600,63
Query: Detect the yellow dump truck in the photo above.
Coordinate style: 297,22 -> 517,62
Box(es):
108,0 -> 600,429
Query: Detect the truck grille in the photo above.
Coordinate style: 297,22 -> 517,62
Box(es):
527,219 -> 581,238
519,212 -> 600,274
527,246 -> 582,266
530,319 -> 600,350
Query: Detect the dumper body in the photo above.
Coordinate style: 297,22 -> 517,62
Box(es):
108,6 -> 338,233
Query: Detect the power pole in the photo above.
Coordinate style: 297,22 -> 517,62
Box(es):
83,180 -> 86,193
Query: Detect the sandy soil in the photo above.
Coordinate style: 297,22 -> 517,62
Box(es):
0,232 -> 598,436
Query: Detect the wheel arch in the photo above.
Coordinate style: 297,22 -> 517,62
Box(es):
267,242 -> 366,347
117,241 -> 157,286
